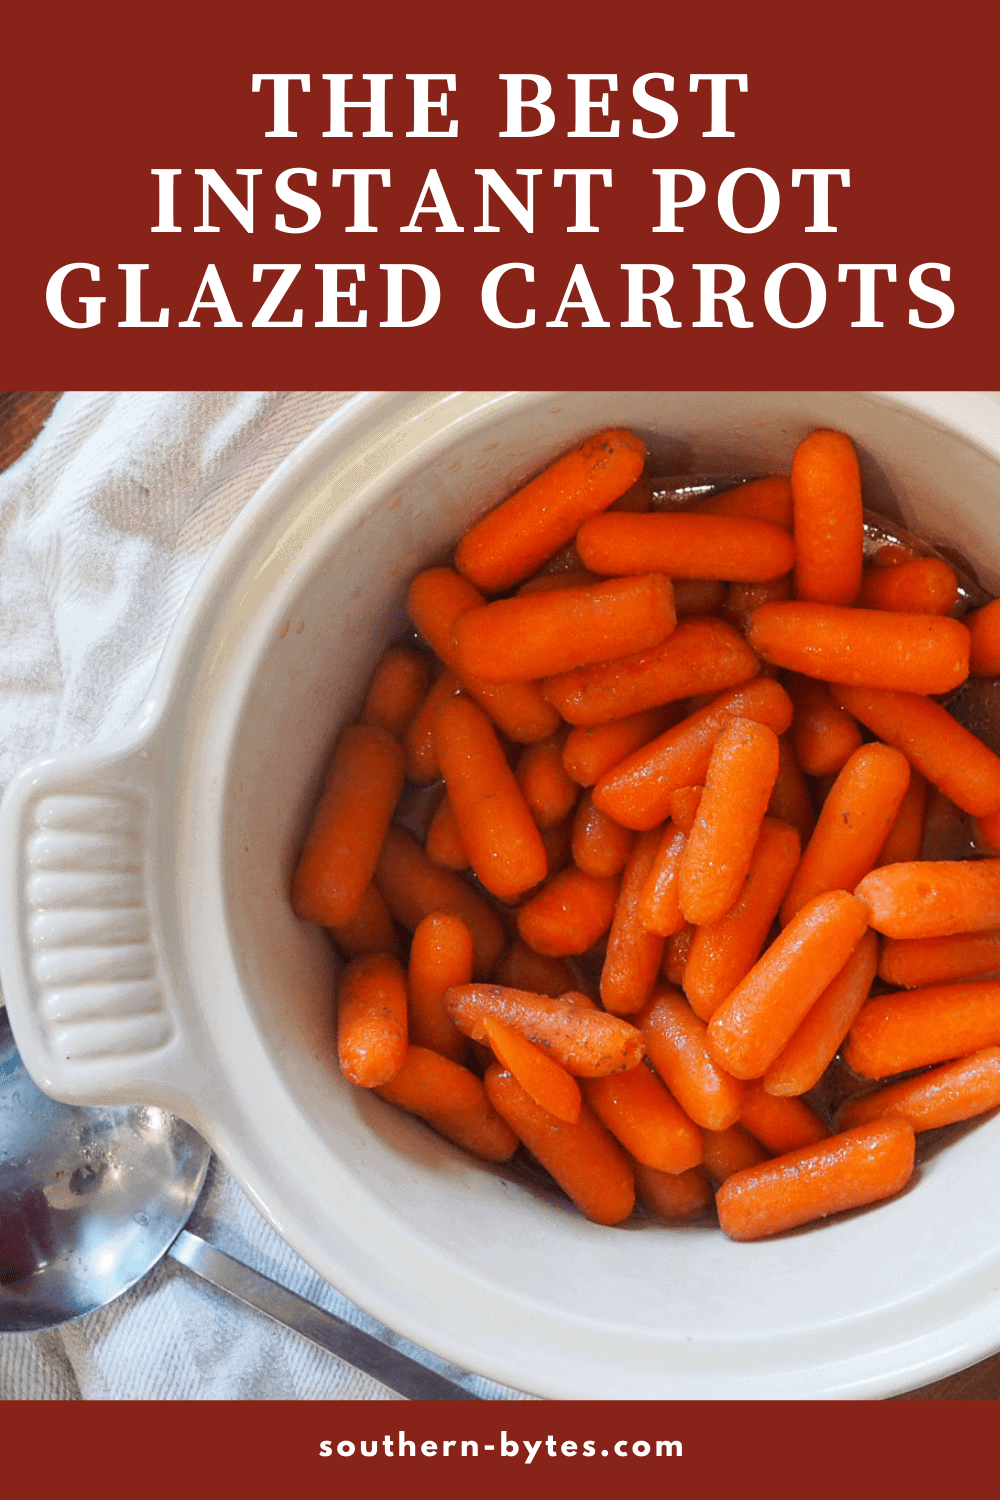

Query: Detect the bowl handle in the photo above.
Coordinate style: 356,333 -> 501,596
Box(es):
0,733 -> 210,1113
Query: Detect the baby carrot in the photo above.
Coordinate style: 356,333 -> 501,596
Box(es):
482,1015 -> 581,1123
543,617 -> 759,728
966,598 -> 1000,676
403,668 -> 460,784
484,1065 -> 636,1225
360,646 -> 431,737
701,1123 -> 770,1184
292,724 -> 404,928
601,828 -> 668,1015
663,925 -> 693,987
637,822 -> 688,937
672,578 -> 727,616
434,695 -> 548,901
516,865 -> 620,956
640,985 -> 745,1132
517,567 -> 603,595
516,734 -> 580,831
375,824 -> 506,977
791,428 -> 864,606
678,718 -> 780,927
878,929 -> 1000,989
455,429 -> 647,593
780,743 -> 911,924
738,1080 -> 829,1153
571,790 -> 635,878
492,939 -> 579,998
562,705 -> 681,786
837,1047 -> 1000,1133
446,984 -> 644,1077
762,928 -> 878,1096
706,891 -> 871,1080
689,474 -> 793,529
583,1063 -> 703,1174
767,735 -> 816,847
858,557 -> 959,616
684,818 -> 802,1022
451,575 -> 677,683
747,601 -> 970,695
715,1120 -> 915,1241
854,859 -> 1000,940
577,511 -> 795,582
844,979 -> 1000,1076
376,1046 -> 518,1162
789,675 -> 863,777
408,912 -> 473,1063
425,793 -> 469,871
592,677 -> 793,831
328,881 -> 400,959
337,952 -> 408,1088
668,786 -> 703,836
633,1163 -> 714,1220
877,769 -> 927,865
832,685 -> 1000,818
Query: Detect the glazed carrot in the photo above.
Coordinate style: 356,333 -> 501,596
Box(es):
407,566 -> 561,743
360,646 -> 431,736
562,705 -> 681,786
484,1065 -> 636,1225
403,668 -> 460,784
375,824 -> 506,977
577,512 -> 795,582
854,859 -> 1000,940
376,1046 -> 518,1162
780,744 -> 911,924
878,929 -> 1000,989
767,735 -> 816,847
328,881 -> 401,959
715,1120 -> 915,1241
407,912 -> 473,1063
337,952 -> 408,1088
858,557 -> 959,616
966,597 -> 1000,676
679,718 -> 781,926
425,793 -> 469,871
832,685 -> 1000,818
571,790 -> 635,878
668,786 -> 702,836
663,925 -> 693,986
701,1123 -> 770,1184
543,616 -> 759,729
684,818 -> 802,1022
633,1163 -> 714,1220
482,1015 -> 581,1123
706,890 -> 870,1080
446,985 -> 644,1077
292,725 -> 405,928
762,929 -> 878,1096
788,675 -> 863,777
844,979 -> 1000,1076
492,939 -> 578,997
434,695 -> 548,901
721,576 -> 792,632
592,677 -> 793,831
791,428 -> 864,606
747,601 -> 970,695
689,474 -> 793,529
738,1081 -> 829,1153
877,769 -> 927,865
517,567 -> 602,595
640,985 -> 745,1132
837,1047 -> 1000,1132
672,578 -> 727,616
583,1063 -> 703,1174
601,828 -> 668,1015
637,822 -> 688,937
516,865 -> 620,956
451,575 -> 677,683
516,734 -> 580,831
455,429 -> 647,593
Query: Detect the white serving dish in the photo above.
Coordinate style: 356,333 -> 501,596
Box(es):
2,390 -> 999,1400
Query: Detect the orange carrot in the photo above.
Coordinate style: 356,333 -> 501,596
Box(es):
706,891 -> 870,1080
492,939 -> 578,997
516,865 -> 620,956
966,597 -> 1000,676
592,676 -> 793,831
640,985 -> 745,1132
767,735 -> 816,846
854,859 -> 1000,940
637,822 -> 688,937
583,1063 -> 703,1174
663,925 -> 693,987
337,952 -> 408,1088
571,790 -> 635,878
858,557 -> 959,615
485,1065 -> 636,1225
877,769 -> 927,865
403,668 -> 460,784
562,705 -> 681,786
517,567 -> 603,595
878,929 -> 1000,989
328,881 -> 401,959
789,675 -> 863,777
375,824 -> 506,977
672,578 -> 727,616
601,828 -> 667,1015
844,978 -> 1000,1076
425,793 -> 469,871
833,684 -> 1000,818
689,474 -> 793,529
791,428 -> 864,606
738,1080 -> 829,1153
668,786 -> 703,836
446,984 -> 644,1077
837,1047 -> 1000,1132
762,928 -> 878,1096
360,646 -> 431,737
577,511 -> 795,582
407,912 -> 473,1063
376,1046 -> 518,1162
516,734 -> 580,831
679,718 -> 780,926
292,724 -> 404,928
721,576 -> 792,632
701,1123 -> 770,1184
633,1163 -> 714,1220
482,1015 -> 581,1123
684,818 -> 802,1022
451,575 -> 677,683
747,601 -> 970,695
780,744 -> 911,924
715,1120 -> 915,1241
434,695 -> 548,901
455,429 -> 647,593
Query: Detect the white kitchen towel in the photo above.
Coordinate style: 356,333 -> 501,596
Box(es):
0,391 -> 525,1401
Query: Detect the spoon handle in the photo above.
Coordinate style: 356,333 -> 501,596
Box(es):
168,1230 -> 481,1401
